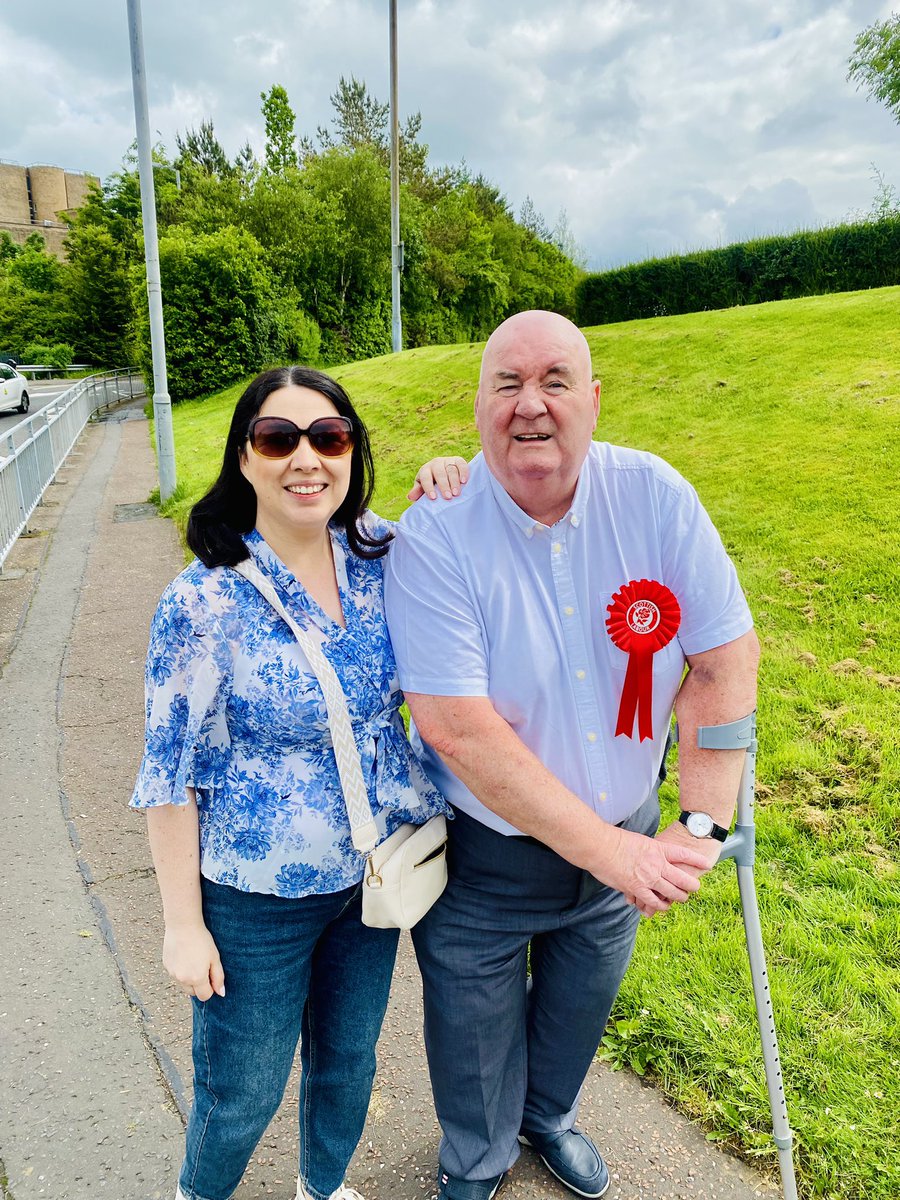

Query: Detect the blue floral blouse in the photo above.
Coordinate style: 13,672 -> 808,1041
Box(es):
130,524 -> 449,898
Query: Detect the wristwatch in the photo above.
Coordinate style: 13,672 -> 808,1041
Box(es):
678,810 -> 729,842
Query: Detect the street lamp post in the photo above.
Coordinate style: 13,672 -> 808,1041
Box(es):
125,0 -> 176,501
389,0 -> 403,353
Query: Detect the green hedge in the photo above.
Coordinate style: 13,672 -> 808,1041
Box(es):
575,216 -> 900,325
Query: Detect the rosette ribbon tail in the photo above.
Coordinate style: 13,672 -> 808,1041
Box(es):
606,578 -> 681,744
615,648 -> 656,741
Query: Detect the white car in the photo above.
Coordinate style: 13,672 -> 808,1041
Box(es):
0,362 -> 29,414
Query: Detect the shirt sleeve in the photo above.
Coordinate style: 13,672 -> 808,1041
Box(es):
657,470 -> 754,656
130,577 -> 231,808
384,507 -> 490,697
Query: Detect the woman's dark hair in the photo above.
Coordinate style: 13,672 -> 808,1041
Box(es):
187,366 -> 392,567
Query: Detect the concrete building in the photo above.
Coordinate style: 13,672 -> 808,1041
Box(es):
0,162 -> 99,258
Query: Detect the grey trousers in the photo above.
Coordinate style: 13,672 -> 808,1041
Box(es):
412,793 -> 660,1186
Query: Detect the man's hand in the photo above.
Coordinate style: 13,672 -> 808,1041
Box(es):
162,921 -> 225,1001
606,826 -> 713,919
656,817 -> 723,872
407,456 -> 470,501
405,692 -> 720,919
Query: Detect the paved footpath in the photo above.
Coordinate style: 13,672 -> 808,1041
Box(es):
0,405 -> 780,1200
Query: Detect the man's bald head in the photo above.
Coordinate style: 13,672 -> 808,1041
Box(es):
479,310 -> 593,389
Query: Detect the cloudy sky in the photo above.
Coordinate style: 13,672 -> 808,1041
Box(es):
2,0 -> 898,269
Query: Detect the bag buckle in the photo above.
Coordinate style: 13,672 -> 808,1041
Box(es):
366,856 -> 383,888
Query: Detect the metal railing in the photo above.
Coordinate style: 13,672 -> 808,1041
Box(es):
16,364 -> 93,379
0,369 -> 145,570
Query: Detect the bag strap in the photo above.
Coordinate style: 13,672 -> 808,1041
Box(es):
231,557 -> 380,853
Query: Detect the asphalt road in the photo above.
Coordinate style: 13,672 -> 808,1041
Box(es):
0,378 -> 79,440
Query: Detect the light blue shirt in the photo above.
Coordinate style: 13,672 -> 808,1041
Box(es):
384,443 -> 753,833
131,525 -> 448,897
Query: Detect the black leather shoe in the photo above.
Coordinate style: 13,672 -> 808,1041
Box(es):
518,1128 -> 610,1198
435,1166 -> 505,1200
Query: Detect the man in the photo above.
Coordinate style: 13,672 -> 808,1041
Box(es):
384,311 -> 759,1200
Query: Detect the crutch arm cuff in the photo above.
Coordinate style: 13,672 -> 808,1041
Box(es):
696,711 -> 757,751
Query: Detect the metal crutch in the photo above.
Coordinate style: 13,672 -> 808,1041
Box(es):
697,712 -> 798,1200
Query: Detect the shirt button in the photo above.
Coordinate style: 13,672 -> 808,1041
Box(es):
576,669 -> 586,680
587,732 -> 597,743
599,791 -> 607,802
552,542 -> 562,554
571,515 -> 580,527
564,606 -> 574,616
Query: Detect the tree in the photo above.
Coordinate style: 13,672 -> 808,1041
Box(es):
412,185 -> 510,343
0,234 -> 69,354
0,231 -> 20,265
40,74 -> 582,378
8,233 -> 63,292
318,76 -> 389,152
243,145 -> 397,363
46,179 -> 141,365
97,145 -> 182,249
63,221 -> 132,366
233,141 -> 258,180
848,14 -> 900,123
519,196 -> 550,241
316,75 -> 428,182
132,224 -> 299,400
396,110 -> 429,182
551,208 -> 588,270
261,85 -> 299,174
293,148 -> 394,362
175,120 -> 232,178
467,173 -> 511,221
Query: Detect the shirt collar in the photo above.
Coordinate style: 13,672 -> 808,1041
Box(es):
243,525 -> 351,604
244,529 -> 295,592
484,452 -> 592,539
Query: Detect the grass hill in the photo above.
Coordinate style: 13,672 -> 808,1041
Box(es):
157,285 -> 900,1200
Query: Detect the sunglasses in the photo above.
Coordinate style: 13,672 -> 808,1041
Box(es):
247,415 -> 355,459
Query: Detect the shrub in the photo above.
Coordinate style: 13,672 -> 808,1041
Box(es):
278,306 -> 321,367
20,341 -> 72,368
21,342 -> 53,364
576,216 -> 900,325
132,225 -> 289,401
48,342 -> 75,370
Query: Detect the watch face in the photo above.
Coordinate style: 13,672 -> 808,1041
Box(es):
686,811 -> 715,838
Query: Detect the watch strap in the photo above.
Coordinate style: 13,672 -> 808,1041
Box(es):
678,809 -> 729,842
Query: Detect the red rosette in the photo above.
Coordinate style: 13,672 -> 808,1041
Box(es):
605,579 -> 681,742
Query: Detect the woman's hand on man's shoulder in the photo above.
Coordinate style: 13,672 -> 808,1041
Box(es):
408,456 -> 470,502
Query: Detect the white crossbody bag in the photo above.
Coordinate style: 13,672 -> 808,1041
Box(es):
232,558 -> 448,930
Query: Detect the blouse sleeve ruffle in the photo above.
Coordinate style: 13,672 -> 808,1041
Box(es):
130,573 -> 232,809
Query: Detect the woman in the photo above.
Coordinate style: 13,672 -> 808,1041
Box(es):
131,366 -> 464,1200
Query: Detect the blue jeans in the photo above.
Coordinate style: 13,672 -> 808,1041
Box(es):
412,792 -> 660,1193
177,878 -> 400,1200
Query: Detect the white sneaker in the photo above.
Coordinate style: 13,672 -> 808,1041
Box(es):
296,1180 -> 366,1200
